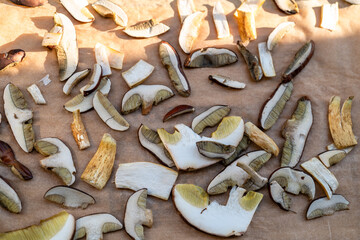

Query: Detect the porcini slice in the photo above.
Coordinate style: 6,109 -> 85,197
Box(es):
125,189 -> 153,240
209,75 -> 246,89
258,42 -> 276,77
222,135 -> 250,166
177,0 -> 196,23
27,83 -> 46,105
237,162 -> 268,190
0,177 -> 22,213
63,69 -> 91,95
318,150 -> 347,167
244,122 -> 279,156
212,1 -> 230,39
80,63 -> 102,96
115,162 -> 178,200
196,141 -> 236,159
0,49 -> 26,72
306,195 -> 349,220
191,105 -> 230,134
42,25 -> 63,49
44,186 -> 95,209
344,0 -> 360,4
327,139 -> 356,153
122,60 -> 154,88
163,105 -> 195,122
267,22 -> 295,51
320,3 -> 338,31
273,0 -> 299,14
71,109 -> 90,150
95,43 -> 111,76
92,0 -> 128,27
178,11 -> 206,53
9,0 -> 47,7
173,184 -> 263,237
60,0 -> 95,23
184,47 -> 238,68
269,180 -> 292,211
123,19 -> 170,38
105,46 -> 124,69
237,41 -> 263,81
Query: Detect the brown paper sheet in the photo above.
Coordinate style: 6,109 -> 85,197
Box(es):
0,0 -> 359,239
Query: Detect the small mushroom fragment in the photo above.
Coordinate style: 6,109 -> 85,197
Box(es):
121,85 -> 174,115
327,139 -> 356,152
344,0 -> 360,4
301,158 -> 339,199
173,184 -> 263,237
63,69 -> 91,95
44,186 -> 95,209
244,122 -> 279,156
259,81 -> 293,130
237,162 -> 268,190
237,41 -> 263,81
0,49 -> 25,72
258,42 -> 275,77
306,195 -> 349,220
122,60 -> 154,88
39,74 -> 52,86
123,19 -> 170,38
222,135 -> 250,165
177,0 -> 196,23
92,0 -> 128,27
163,105 -> 195,122
178,11 -> 206,53
71,109 -> 90,150
318,150 -> 347,167
320,3 -> 338,31
42,25 -> 63,49
281,97 -> 313,167
115,162 -> 178,200
212,1 -> 230,39
9,0 -> 47,7
3,83 -> 35,153
81,133 -> 116,190
267,22 -> 295,51
125,189 -> 153,240
95,43 -> 111,76
159,41 -> 190,97
273,0 -> 299,14
0,177 -> 22,213
184,48 -> 238,68
81,63 -> 102,96
36,138 -> 76,186
196,141 -> 236,159
27,83 -> 46,105
269,180 -> 292,211
105,46 -> 124,70
60,0 -> 94,23
209,75 -> 246,89
191,105 -> 230,134
73,213 -> 122,240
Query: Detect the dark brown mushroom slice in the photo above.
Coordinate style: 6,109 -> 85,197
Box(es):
306,195 -> 349,220
236,41 -> 263,81
0,49 -> 25,72
184,47 -> 238,68
273,0 -> 299,14
163,105 -> 195,122
9,0 -> 47,7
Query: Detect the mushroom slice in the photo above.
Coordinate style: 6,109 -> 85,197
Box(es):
222,135 -> 250,166
327,139 -> 356,152
92,0 -> 128,27
3,83 -> 35,153
191,105 -> 230,134
301,158 -> 339,199
0,211 -> 75,239
105,46 -> 124,69
212,1 -> 230,39
178,11 -> 206,53
63,69 -> 91,95
93,91 -> 129,131
244,121 -> 279,156
74,213 -> 122,240
9,0 -> 47,7
81,63 -> 102,96
281,97 -> 313,167
236,162 -> 268,191
121,85 -> 174,115
42,25 -> 63,49
173,184 -> 263,237
115,162 -> 178,200
320,3 -> 338,31
281,40 -> 315,82
60,0 -> 94,23
269,180 -> 292,211
159,41 -> 190,97
344,0 -> 360,4
95,43 -> 111,76
237,41 -> 263,81
267,22 -> 295,51
196,141 -> 236,159
184,48 -> 238,68
209,75 -> 246,89
318,150 -> 347,167
27,83 -> 46,105
123,19 -> 170,38
125,189 -> 153,240
163,105 -> 195,122
0,49 -> 26,72
269,167 -> 315,200
71,109 -> 90,150
258,42 -> 275,77
0,140 -> 33,180
81,133 -> 116,190
0,177 -> 22,213
273,0 -> 299,14
44,186 -> 95,209
306,195 -> 349,220
177,0 -> 196,23
122,60 -> 154,88
259,81 -> 293,130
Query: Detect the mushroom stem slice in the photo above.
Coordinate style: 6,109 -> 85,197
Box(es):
191,105 -> 230,134
237,41 -> 263,81
318,150 -> 347,167
27,84 -> 46,105
122,60 -> 154,88
0,177 -> 22,213
60,0 -> 95,23
306,195 -> 349,220
196,141 -> 236,159
44,186 -> 95,209
92,0 -> 128,27
237,162 -> 268,191
0,49 -> 26,72
209,75 -> 246,89
273,0 -> 299,14
234,10 -> 256,43
269,180 -> 292,211
212,1 -> 230,39
71,109 -> 90,150
177,0 -> 196,23
123,19 -> 170,38
178,11 -> 206,53
163,105 -> 195,122
184,48 -> 238,68
95,43 -> 112,76
320,3 -> 338,31
63,69 -> 90,95
267,22 -> 295,51
258,42 -> 276,77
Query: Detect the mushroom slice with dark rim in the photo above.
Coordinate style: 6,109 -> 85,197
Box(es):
123,19 -> 170,38
191,105 -> 230,134
163,105 -> 195,122
236,41 -> 263,81
92,0 -> 128,27
222,135 -> 250,166
267,22 -> 295,51
208,75 -> 246,89
244,122 -> 279,156
63,69 -> 91,95
9,0 -> 47,7
184,48 -> 238,68
0,177 -> 22,213
306,195 -> 349,220
80,63 -> 102,96
273,0 -> 299,14
44,186 -> 95,209
269,180 -> 292,211
196,141 -> 236,159
0,49 -> 25,72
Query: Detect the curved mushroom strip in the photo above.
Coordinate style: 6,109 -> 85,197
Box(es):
122,60 -> 154,88
123,19 -> 170,38
92,0 -> 128,27
273,0 -> 299,14
0,49 -> 25,72
63,69 -> 90,95
209,75 -> 246,89
191,105 -> 230,134
318,149 -> 347,167
44,186 -> 95,209
71,109 -> 90,150
236,41 -> 263,81
60,0 -> 94,23
80,64 -> 102,96
222,135 -> 250,166
178,11 -> 206,53
267,22 -> 295,51
163,105 -> 195,122
177,0 -> 196,23
258,42 -> 275,77
244,122 -> 279,156
269,180 -> 292,211
0,177 -> 22,213
212,1 -> 230,39
306,195 -> 349,220
184,48 -> 238,68
9,0 -> 47,7
196,141 -> 236,159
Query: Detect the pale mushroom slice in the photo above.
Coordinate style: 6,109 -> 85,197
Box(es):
178,11 -> 206,53
115,162 -> 178,200
191,105 -> 231,134
237,41 -> 263,81
273,0 -> 298,14
344,0 -> 360,4
125,189 -> 153,240
92,0 -> 128,27
173,184 -> 263,237
95,43 -> 111,76
236,162 -> 268,191
184,48 -> 238,68
306,195 -> 349,220
244,122 -> 279,156
177,0 -> 196,23
60,0 -> 94,23
196,141 -> 236,159
269,180 -> 292,211
36,138 -> 76,186
42,25 -> 63,49
80,63 -> 102,96
121,85 -> 174,115
74,213 -> 122,240
105,46 -> 124,69
0,211 -> 75,239
267,22 -> 295,51
208,75 -> 246,89
0,177 -> 22,213
269,167 -> 315,200
258,42 -> 275,77
122,60 -> 154,88
63,69 -> 91,95
212,1 -> 230,39
3,83 -> 35,153
71,109 -> 90,150
123,19 -> 170,38
27,83 -> 46,105
318,150 -> 347,167
0,49 -> 26,72
44,186 -> 95,209
320,3 -> 338,31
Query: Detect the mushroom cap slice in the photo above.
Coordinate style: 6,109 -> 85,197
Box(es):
191,105 -> 231,134
178,11 -> 206,53
267,22 -> 295,51
222,135 -> 251,166
173,184 -> 263,237
115,162 -> 178,200
92,0 -> 128,27
125,189 -> 153,240
237,41 -> 263,81
184,48 -> 238,68
63,69 -> 91,95
0,177 -> 22,213
177,0 -> 196,23
196,141 -> 236,159
269,180 -> 292,211
0,49 -> 26,72
123,19 -> 170,38
273,0 -> 299,14
306,195 -> 349,220
318,150 -> 347,167
60,0 -> 95,23
212,1 -> 230,39
163,105 -> 195,122
208,75 -> 246,89
44,186 -> 95,209
121,60 -> 154,88
81,64 -> 102,96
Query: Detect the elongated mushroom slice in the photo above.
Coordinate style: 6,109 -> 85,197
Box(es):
36,138 -> 76,186
259,81 -> 293,130
173,184 -> 263,237
222,135 -> 250,165
273,0 -> 299,14
245,122 -> 279,156
63,69 -> 91,95
267,22 -> 295,51
159,41 -> 190,97
163,105 -> 195,122
60,0 -> 94,23
212,1 -> 230,39
191,105 -> 230,134
44,186 -> 95,209
237,162 -> 268,190
81,133 -> 116,190
123,19 -> 170,38
177,0 -> 196,23
0,49 -> 25,72
121,85 -> 174,115
179,11 -> 206,53
209,75 -> 246,89
95,43 -> 111,76
81,63 -> 102,96
327,139 -> 357,152
281,97 -> 313,167
282,40 -> 315,82
0,177 -> 22,213
320,3 -> 338,31
74,213 -> 122,240
196,141 -> 236,159
27,83 -> 46,105
306,195 -> 349,220
301,158 -> 339,199
269,167 -> 315,200
125,189 -> 153,240
184,48 -> 238,68
318,150 -> 347,167
237,41 -> 263,81
258,42 -> 275,77
3,83 -> 35,153
71,109 -> 90,150
122,60 -> 154,88
269,180 -> 292,211
115,162 -> 178,200
0,140 -> 33,180
93,91 -> 129,131
9,0 -> 47,7
0,211 -> 75,239
92,0 -> 128,27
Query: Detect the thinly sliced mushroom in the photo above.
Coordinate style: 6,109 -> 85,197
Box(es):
184,48 -> 238,68
222,135 -> 250,166
244,122 -> 279,156
273,0 -> 299,14
71,109 -> 90,150
0,177 -> 22,213
163,105 -> 195,122
344,0 -> 360,4
80,63 -> 102,96
237,162 -> 268,190
209,75 -> 246,89
9,0 -> 47,7
42,25 -> 63,49
327,139 -> 356,152
60,0 -> 94,23
122,60 -> 154,88
177,0 -> 196,23
178,11 -> 206,53
306,195 -> 349,220
267,22 -> 295,51
92,0 -> 128,27
212,1 -> 230,39
320,3 -> 338,31
44,186 -> 95,209
27,83 -> 46,105
0,49 -> 25,72
63,69 -> 90,95
318,150 -> 347,167
123,19 -> 170,38
237,41 -> 263,81
95,43 -> 111,76
269,180 -> 292,211
196,141 -> 236,159
191,105 -> 230,134
258,42 -> 276,77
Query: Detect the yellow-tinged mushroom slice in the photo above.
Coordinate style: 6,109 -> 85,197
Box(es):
125,189 -> 153,240
27,83 -> 46,105
273,0 -> 299,14
44,186 -> 95,209
269,180 -> 292,211
177,0 -> 196,23
208,75 -> 246,89
212,1 -> 230,39
196,141 -> 236,159
244,122 -> 279,156
327,139 -> 356,152
173,184 -> 263,237
306,195 -> 349,220
60,0 -> 94,23
237,41 -> 263,81
267,22 -> 295,51
191,105 -> 230,134
80,63 -> 102,96
318,150 -> 347,167
258,42 -> 275,77
92,0 -> 128,27
0,177 -> 22,213
115,162 -> 178,200
0,49 -> 25,72
123,19 -> 170,38
95,43 -> 111,76
320,3 -> 338,31
122,60 -> 154,88
178,11 -> 206,53
71,109 -> 90,150
184,47 -> 238,68
63,69 -> 91,95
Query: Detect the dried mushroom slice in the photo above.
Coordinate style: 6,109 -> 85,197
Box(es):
196,141 -> 236,159
327,139 -> 356,152
71,109 -> 90,150
123,19 -> 170,38
178,11 -> 206,53
0,49 -> 25,72
222,135 -> 250,165
122,60 -> 154,88
63,69 -> 90,95
209,75 -> 246,89
237,162 -> 268,191
269,180 -> 292,211
237,41 -> 263,81
163,105 -> 195,122
318,150 -> 347,167
92,0 -> 128,27
95,43 -> 111,76
273,0 -> 299,14
184,48 -> 238,68
60,0 -> 94,23
44,186 -> 95,209
177,0 -> 196,23
320,3 -> 338,31
267,22 -> 295,51
27,84 -> 46,105
212,1 -> 230,39
42,25 -> 63,49
9,0 -> 47,7
258,42 -> 275,77
306,195 -> 349,220
244,122 -> 279,156
81,63 -> 102,96
0,177 -> 22,213
191,105 -> 230,134
344,0 -> 360,4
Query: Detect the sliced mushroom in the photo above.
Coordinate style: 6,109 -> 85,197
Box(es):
222,135 -> 250,166
237,162 -> 268,190
191,105 -> 230,134
318,150 -> 347,167
184,48 -> 238,68
327,139 -> 356,153
196,141 -> 236,159
212,1 -> 230,39
0,49 -> 25,72
320,3 -> 338,31
233,9 -> 256,43
177,0 -> 196,23
125,189 -> 153,240
105,45 -> 124,69
273,0 -> 299,14
267,22 -> 295,51
258,42 -> 276,77
92,0 -> 128,27
122,60 -> 154,88
44,186 -> 95,209
9,0 -> 47,7
71,109 -> 90,150
27,83 -> 46,105
0,177 -> 22,213
163,105 -> 195,122
123,19 -> 170,38
209,75 -> 246,89
42,25 -> 63,49
269,180 -> 292,211
60,0 -> 94,23
178,11 -> 206,53
306,195 -> 349,220
63,69 -> 90,95
344,0 -> 360,4
237,41 -> 263,81
81,63 -> 102,96
95,43 -> 111,76
244,122 -> 279,156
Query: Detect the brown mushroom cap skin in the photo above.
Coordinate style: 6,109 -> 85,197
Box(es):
0,49 -> 25,71
9,0 -> 47,7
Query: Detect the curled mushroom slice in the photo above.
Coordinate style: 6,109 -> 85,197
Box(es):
209,75 -> 246,89
60,0 -> 94,23
196,141 -> 236,159
115,162 -> 178,200
237,162 -> 268,191
81,63 -> 102,96
0,49 -> 25,72
63,69 -> 91,95
212,1 -> 230,39
306,195 -> 349,220
0,177 -> 22,213
244,122 -> 279,156
178,11 -> 206,53
9,0 -> 47,7
163,104 -> 195,122
173,184 -> 263,237
125,189 -> 153,240
191,105 -> 230,134
184,48 -> 238,68
44,186 -> 95,209
273,0 -> 299,14
121,85 -> 174,115
269,180 -> 292,211
267,22 -> 295,51
27,83 -> 46,105
95,43 -> 111,76
237,41 -> 263,81
222,135 -> 250,166
123,19 -> 170,38
71,109 -> 90,150
92,0 -> 128,27
318,150 -> 347,167
320,3 -> 338,31
122,60 -> 154,88
177,0 -> 196,23
258,42 -> 275,77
